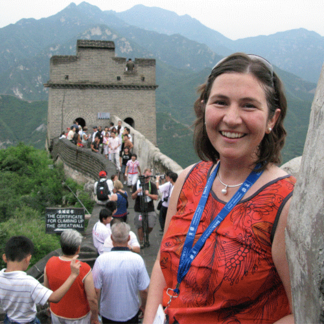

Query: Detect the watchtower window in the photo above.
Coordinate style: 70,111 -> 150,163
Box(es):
117,76 -> 121,81
65,75 -> 69,80
141,76 -> 145,82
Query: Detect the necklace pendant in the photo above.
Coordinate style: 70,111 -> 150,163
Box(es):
221,186 -> 228,195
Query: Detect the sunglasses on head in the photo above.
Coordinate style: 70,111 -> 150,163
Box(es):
211,54 -> 274,78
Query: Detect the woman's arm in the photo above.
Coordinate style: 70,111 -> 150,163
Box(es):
272,198 -> 295,324
43,268 -> 49,288
143,166 -> 192,323
108,193 -> 118,201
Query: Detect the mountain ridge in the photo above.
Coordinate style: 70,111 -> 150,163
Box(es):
0,1 -> 318,166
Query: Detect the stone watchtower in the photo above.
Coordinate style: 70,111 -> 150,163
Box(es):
44,40 -> 158,146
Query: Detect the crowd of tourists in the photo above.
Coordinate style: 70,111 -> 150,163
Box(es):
60,120 -> 133,174
0,165 -> 178,324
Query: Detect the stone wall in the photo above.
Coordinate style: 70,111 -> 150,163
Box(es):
45,40 -> 158,146
110,115 -> 183,175
286,65 -> 324,323
50,138 -> 116,180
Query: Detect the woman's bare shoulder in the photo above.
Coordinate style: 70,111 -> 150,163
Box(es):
264,163 -> 289,180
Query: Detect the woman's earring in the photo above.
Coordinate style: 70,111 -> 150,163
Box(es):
268,127 -> 272,132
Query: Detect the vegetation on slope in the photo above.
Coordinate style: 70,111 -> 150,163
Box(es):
0,143 -> 94,269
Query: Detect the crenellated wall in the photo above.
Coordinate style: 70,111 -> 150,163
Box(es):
50,138 -> 117,180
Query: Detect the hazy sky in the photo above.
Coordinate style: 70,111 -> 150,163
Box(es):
1,0 -> 323,40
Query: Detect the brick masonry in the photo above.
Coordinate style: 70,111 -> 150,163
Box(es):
45,40 -> 158,145
51,138 -> 116,180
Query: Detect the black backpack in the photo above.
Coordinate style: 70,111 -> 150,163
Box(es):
96,179 -> 110,201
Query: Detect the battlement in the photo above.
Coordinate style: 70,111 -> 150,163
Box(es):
77,40 -> 115,50
46,40 -> 156,86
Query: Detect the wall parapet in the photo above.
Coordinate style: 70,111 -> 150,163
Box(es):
50,138 -> 116,180
110,115 -> 183,175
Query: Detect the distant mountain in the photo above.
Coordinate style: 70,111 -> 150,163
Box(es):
0,1 -> 318,166
0,95 -> 47,149
232,29 -> 324,84
112,4 -> 233,56
112,5 -> 324,83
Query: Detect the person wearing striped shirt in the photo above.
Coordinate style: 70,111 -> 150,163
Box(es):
0,236 -> 80,324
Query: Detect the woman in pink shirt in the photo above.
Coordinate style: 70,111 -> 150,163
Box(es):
125,154 -> 141,186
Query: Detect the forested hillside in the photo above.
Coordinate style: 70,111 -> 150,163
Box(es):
0,144 -> 94,268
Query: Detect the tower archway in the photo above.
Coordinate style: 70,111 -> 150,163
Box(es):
75,117 -> 86,128
124,117 -> 134,128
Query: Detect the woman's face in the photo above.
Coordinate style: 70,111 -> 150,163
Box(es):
205,72 -> 280,164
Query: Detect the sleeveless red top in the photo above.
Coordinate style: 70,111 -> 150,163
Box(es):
160,161 -> 295,324
46,256 -> 91,319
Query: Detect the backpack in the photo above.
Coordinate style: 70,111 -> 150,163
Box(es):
96,179 -> 110,201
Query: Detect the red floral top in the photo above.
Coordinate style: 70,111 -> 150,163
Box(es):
160,161 -> 295,324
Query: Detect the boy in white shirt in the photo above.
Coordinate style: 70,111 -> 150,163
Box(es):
0,236 -> 80,324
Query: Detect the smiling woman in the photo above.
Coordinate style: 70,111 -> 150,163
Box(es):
144,53 -> 296,324
204,72 -> 280,165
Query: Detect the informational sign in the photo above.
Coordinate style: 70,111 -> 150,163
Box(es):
98,112 -> 110,119
45,208 -> 85,234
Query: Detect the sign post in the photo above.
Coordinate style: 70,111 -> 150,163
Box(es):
45,208 -> 85,233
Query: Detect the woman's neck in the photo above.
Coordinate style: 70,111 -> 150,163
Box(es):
60,254 -> 77,260
217,157 -> 257,184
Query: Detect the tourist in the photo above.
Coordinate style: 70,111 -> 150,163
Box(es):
94,171 -> 111,205
123,134 -> 134,151
144,53 -> 296,323
92,208 -> 113,255
116,120 -> 124,140
67,126 -> 75,141
103,218 -> 140,253
91,136 -> 100,153
103,132 -> 110,159
132,168 -> 158,248
93,222 -> 149,323
0,236 -> 81,324
126,58 -> 135,71
108,180 -> 128,222
156,171 -> 178,232
92,126 -> 98,142
81,126 -> 89,147
125,154 -> 141,186
108,131 -> 121,171
124,127 -> 133,142
120,147 -> 131,185
44,230 -> 99,324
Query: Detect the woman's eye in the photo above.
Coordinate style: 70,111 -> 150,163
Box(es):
243,103 -> 256,109
214,100 -> 226,106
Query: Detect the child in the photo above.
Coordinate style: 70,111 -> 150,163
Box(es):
0,236 -> 81,324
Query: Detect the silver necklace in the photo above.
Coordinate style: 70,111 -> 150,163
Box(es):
217,174 -> 243,195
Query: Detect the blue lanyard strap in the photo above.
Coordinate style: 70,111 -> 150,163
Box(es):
175,163 -> 263,294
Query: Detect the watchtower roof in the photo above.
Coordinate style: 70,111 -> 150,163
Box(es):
77,40 -> 115,50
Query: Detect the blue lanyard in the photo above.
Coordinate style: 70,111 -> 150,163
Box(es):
174,163 -> 263,294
